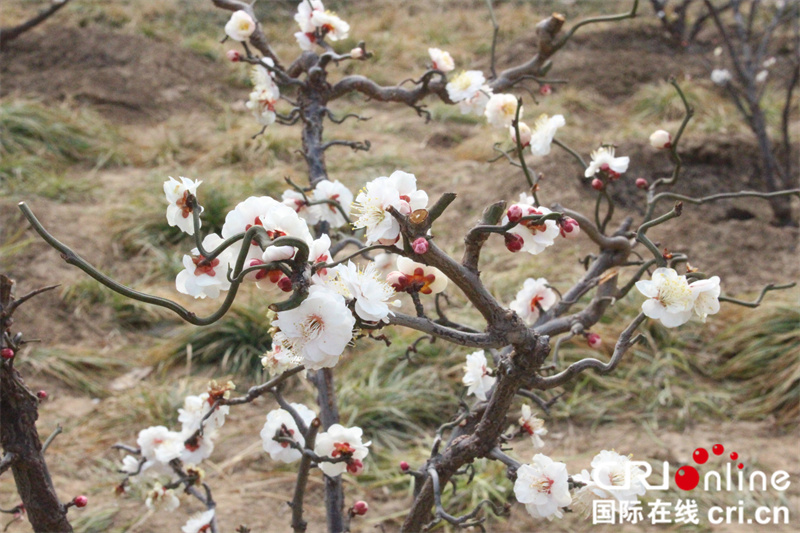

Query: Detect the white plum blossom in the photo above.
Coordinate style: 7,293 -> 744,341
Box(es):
446,70 -> 486,102
314,424 -> 371,477
373,252 -> 396,276
513,454 -> 572,520
164,176 -> 202,235
182,509 -> 215,533
246,63 -> 280,127
428,48 -> 454,72
584,146 -> 630,178
176,234 -> 234,300
261,404 -> 316,463
225,10 -> 256,42
313,179 -> 353,228
485,93 -> 521,128
395,256 -> 448,295
180,431 -> 215,465
295,31 -> 315,51
635,267 -> 696,328
519,404 -> 547,448
502,194 -> 560,255
510,122 -> 532,147
273,285 -> 355,370
178,394 -> 229,435
351,171 -> 428,245
755,69 -> 768,83
329,261 -> 397,323
311,10 -> 350,41
120,454 -> 141,474
529,114 -> 565,156
145,482 -> 180,512
462,350 -> 496,401
282,189 -> 319,224
307,234 -> 333,284
222,196 -> 276,263
690,276 -> 721,322
649,129 -> 672,149
137,426 -> 185,467
458,84 -> 492,116
294,0 -> 324,33
572,450 -> 647,508
509,277 -> 557,325
711,68 -> 732,85
261,331 -> 298,372
259,202 -> 314,264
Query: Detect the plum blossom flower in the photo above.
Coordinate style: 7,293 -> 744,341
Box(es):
273,285 -> 355,370
529,114 -> 565,156
510,122 -> 532,147
222,196 -> 278,263
689,276 -> 721,322
458,84 -> 492,116
313,179 -> 353,228
178,394 -> 229,435
462,350 -> 496,401
329,261 -> 397,323
513,454 -> 571,520
137,426 -> 184,467
649,129 -> 672,149
261,404 -> 316,463
180,430 -> 215,465
246,63 -> 280,127
393,256 -> 448,295
501,194 -> 560,255
509,277 -> 557,325
351,171 -> 428,245
584,146 -> 629,179
261,331 -> 297,372
225,10 -> 256,42
145,482 -> 180,512
519,404 -> 547,448
182,509 -> 215,533
282,189 -> 319,224
176,234 -> 234,299
428,48 -> 454,72
294,0 -> 324,33
120,455 -> 141,474
446,70 -> 486,102
572,450 -> 647,508
164,176 -> 202,235
485,93 -> 521,128
311,10 -> 350,41
314,424 -> 371,477
635,267 -> 696,327
711,68 -> 732,85
295,31 -> 315,50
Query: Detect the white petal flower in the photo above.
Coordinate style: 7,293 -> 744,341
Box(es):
178,394 -> 229,435
273,285 -> 355,370
313,179 -> 353,228
446,70 -> 486,102
649,129 -> 672,149
509,278 -> 558,325
485,93 -> 521,129
246,65 -> 280,127
513,454 -> 572,520
314,424 -> 370,477
120,454 -> 141,474
519,404 -> 547,448
584,146 -> 630,178
261,331 -> 298,372
635,267 -> 696,328
176,234 -> 234,300
711,68 -> 732,85
755,69 -> 768,83
137,426 -> 184,466
501,195 -> 560,255
462,350 -> 496,401
428,48 -> 455,72
282,189 -> 320,225
225,10 -> 256,42
310,10 -> 349,40
145,482 -> 180,512
573,450 -> 647,505
510,122 -> 532,147
329,261 -> 396,323
179,430 -> 215,465
164,176 -> 202,235
182,509 -> 215,533
351,171 -> 428,245
294,31 -> 315,50
294,0 -> 324,33
689,276 -> 721,322
395,256 -> 448,295
458,84 -> 492,116
529,114 -> 565,156
261,404 -> 316,463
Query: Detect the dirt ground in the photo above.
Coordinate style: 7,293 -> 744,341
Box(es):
1,2 -> 798,532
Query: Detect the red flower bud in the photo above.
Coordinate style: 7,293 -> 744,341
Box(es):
559,217 -> 580,239
504,233 -> 524,253
226,50 -> 241,62
635,178 -> 648,190
412,237 -> 429,255
352,501 -> 369,516
37,390 -> 47,400
386,271 -> 409,292
591,178 -> 604,191
506,205 -> 523,223
539,84 -> 552,96
587,333 -> 602,349
1,348 -> 14,359
277,277 -> 293,292
73,496 -> 88,508
400,461 -> 410,472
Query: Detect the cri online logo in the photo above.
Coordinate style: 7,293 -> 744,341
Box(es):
675,443 -> 741,491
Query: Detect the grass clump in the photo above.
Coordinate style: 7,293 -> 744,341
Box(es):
19,347 -> 130,398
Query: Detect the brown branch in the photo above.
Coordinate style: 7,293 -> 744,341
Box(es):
0,0 -> 71,47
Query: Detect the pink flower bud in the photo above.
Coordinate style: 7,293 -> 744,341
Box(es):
635,178 -> 648,190
559,217 -> 580,239
352,501 -> 369,516
504,233 -> 524,253
226,50 -> 241,62
1,348 -> 14,359
37,390 -> 47,400
386,271 -> 409,291
400,461 -> 410,472
600,163 -> 610,172
649,129 -> 672,149
277,277 -> 293,293
412,237 -> 429,255
506,205 -> 523,223
587,333 -> 602,349
378,236 -> 400,246
73,496 -> 88,508
539,84 -> 552,96
591,178 -> 604,191
350,47 -> 364,59
509,122 -> 532,147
